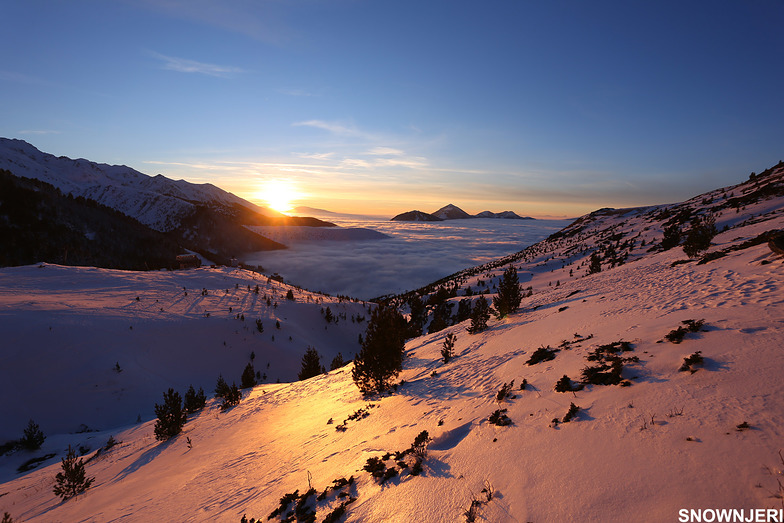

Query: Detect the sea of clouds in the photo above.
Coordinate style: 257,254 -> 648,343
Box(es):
244,217 -> 572,300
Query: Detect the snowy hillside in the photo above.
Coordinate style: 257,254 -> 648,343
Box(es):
1,163 -> 784,522
0,266 -> 369,441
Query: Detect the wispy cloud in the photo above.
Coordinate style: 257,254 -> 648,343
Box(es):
149,51 -> 246,77
136,0 -> 291,46
292,120 -> 365,137
296,152 -> 335,160
367,147 -> 404,156
279,88 -> 316,97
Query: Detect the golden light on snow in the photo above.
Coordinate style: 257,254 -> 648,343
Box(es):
258,179 -> 299,213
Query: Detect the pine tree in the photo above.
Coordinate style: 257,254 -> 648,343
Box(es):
220,383 -> 241,411
427,302 -> 451,334
154,388 -> 187,441
441,332 -> 456,363
493,266 -> 522,319
588,253 -> 602,274
214,374 -> 230,399
329,352 -> 345,371
183,385 -> 206,414
352,306 -> 407,394
661,223 -> 681,250
20,419 -> 45,450
467,296 -> 490,334
683,213 -> 717,258
407,295 -> 426,338
241,362 -> 257,389
286,289 -> 295,301
298,347 -> 323,380
455,298 -> 472,324
53,445 -> 94,500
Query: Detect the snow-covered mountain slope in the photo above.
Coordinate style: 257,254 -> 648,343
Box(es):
0,265 -> 369,441
1,163 -> 784,522
0,138 -> 281,233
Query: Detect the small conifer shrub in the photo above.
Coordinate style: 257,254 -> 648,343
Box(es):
363,456 -> 387,480
554,374 -> 584,392
495,380 -> 516,402
53,445 -> 95,500
665,319 -> 705,343
488,409 -> 512,426
679,351 -> 704,373
441,332 -> 456,363
562,402 -> 580,423
411,430 -> 431,458
526,346 -> 556,365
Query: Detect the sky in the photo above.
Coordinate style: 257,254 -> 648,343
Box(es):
1,0 -> 782,218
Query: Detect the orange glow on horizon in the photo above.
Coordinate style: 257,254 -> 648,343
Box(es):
256,179 -> 300,213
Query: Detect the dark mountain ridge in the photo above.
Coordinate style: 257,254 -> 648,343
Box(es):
392,203 -> 534,221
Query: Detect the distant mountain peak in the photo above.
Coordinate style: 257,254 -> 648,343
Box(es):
391,210 -> 442,222
433,204 -> 473,220
391,203 -> 535,221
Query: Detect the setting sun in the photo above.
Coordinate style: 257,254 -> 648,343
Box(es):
258,179 -> 299,213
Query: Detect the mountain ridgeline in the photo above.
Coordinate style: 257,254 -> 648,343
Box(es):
0,138 -> 336,269
391,203 -> 534,221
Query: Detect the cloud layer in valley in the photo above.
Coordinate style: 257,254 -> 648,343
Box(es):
244,218 -> 571,299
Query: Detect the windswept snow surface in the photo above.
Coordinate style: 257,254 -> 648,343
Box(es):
2,167 -> 784,522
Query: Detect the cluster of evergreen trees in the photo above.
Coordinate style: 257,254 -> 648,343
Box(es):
153,384 -> 207,441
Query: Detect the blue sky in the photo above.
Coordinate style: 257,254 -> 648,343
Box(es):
1,0 -> 782,217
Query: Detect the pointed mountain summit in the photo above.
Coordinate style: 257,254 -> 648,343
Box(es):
432,203 -> 473,220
